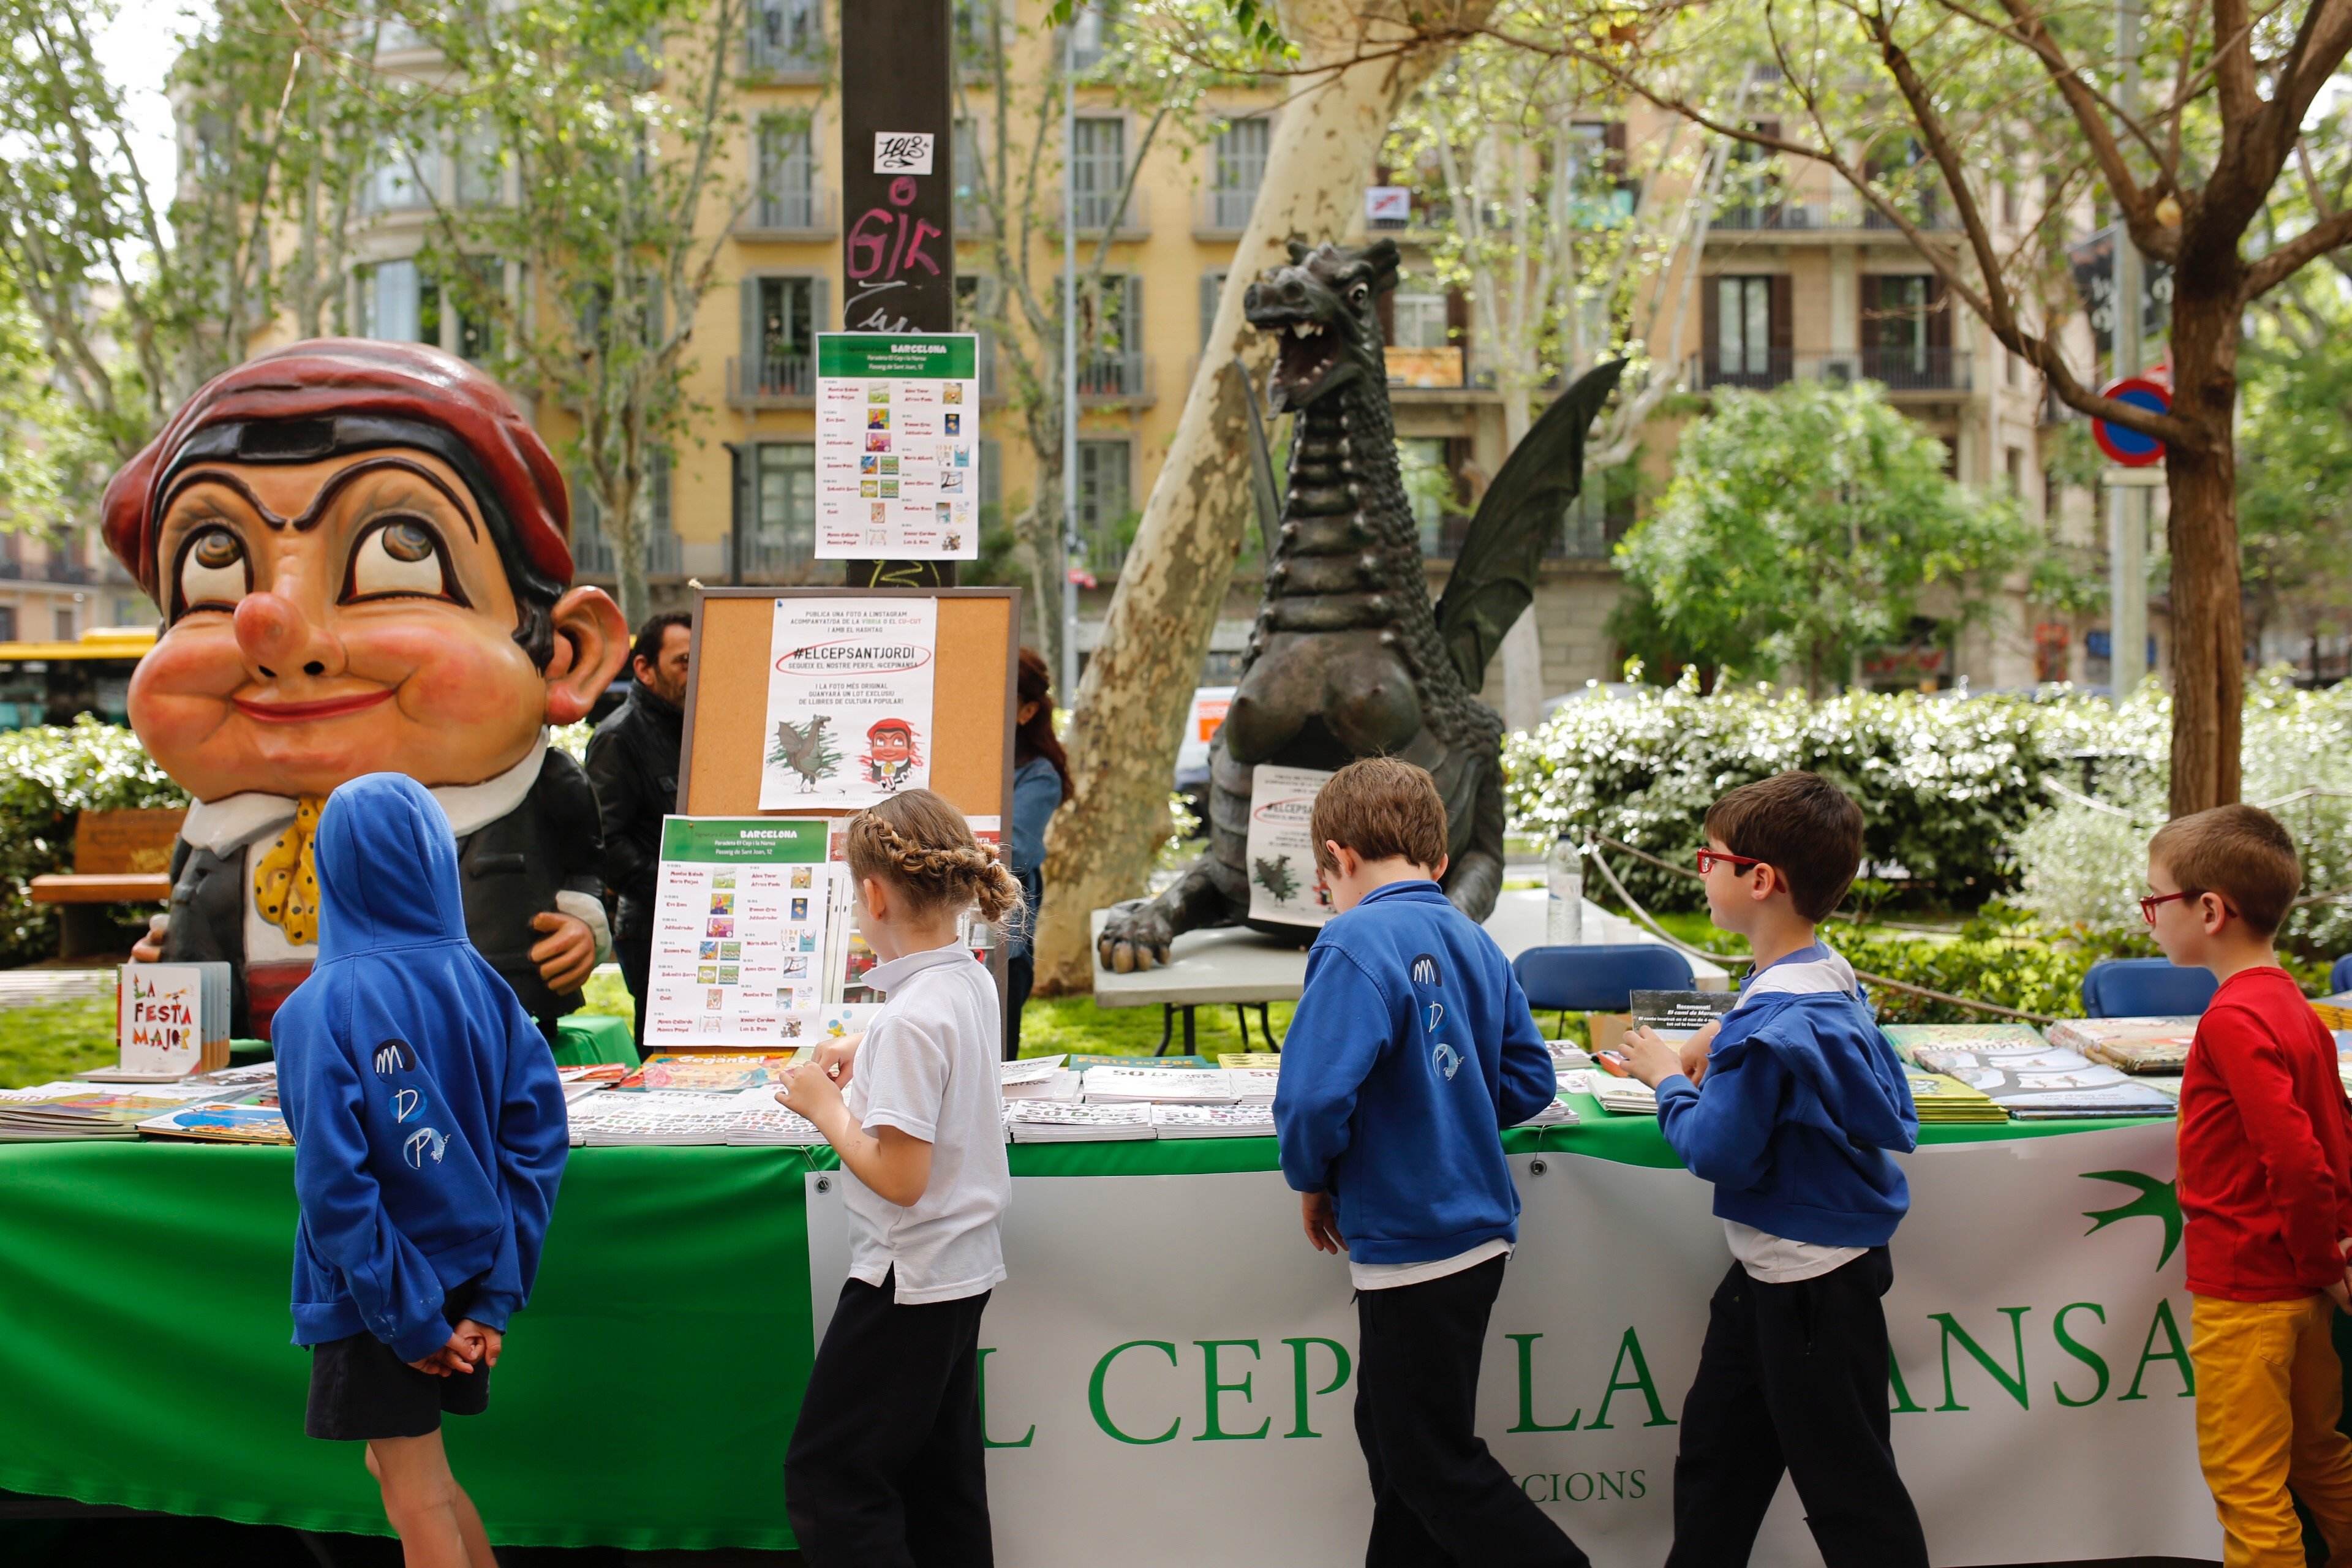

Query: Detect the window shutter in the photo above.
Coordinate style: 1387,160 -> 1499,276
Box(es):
731,444 -> 752,583
1701,274 -> 1719,366
1376,285 -> 1395,346
741,276 -> 764,389
1446,287 -> 1469,354
813,274 -> 832,333
1122,274 -> 1144,361
1200,270 -> 1223,350
1444,435 -> 1476,511
1858,273 -> 1879,349
1926,274 -> 1951,351
1768,274 -> 1793,356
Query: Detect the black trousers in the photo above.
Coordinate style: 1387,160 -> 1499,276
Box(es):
1355,1256 -> 1591,1568
616,927 -> 652,1049
1665,1248 -> 1928,1568
785,1271 -> 993,1568
1003,952 -> 1034,1062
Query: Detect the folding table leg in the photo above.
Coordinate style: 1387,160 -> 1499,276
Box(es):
1157,1005 -> 1175,1055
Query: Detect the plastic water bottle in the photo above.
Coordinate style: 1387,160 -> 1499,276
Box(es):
1546,836 -> 1585,944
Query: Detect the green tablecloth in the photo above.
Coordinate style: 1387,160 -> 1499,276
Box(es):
0,1099 -> 2150,1550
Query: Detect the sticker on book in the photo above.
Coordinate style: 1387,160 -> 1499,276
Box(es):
1245,764 -> 1336,928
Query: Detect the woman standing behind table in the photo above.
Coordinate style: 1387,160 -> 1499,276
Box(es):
1006,649 -> 1071,1059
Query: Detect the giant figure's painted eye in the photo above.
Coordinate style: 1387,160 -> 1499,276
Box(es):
174,527 -> 251,616
344,518 -> 458,603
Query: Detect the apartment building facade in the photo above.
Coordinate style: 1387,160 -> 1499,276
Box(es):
231,7 -> 2106,702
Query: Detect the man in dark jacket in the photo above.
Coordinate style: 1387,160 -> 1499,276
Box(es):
586,612 -> 690,1044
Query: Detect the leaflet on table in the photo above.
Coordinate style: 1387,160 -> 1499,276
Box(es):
760,597 -> 940,810
1245,765 -> 1335,927
813,333 -> 981,561
643,816 -> 839,1049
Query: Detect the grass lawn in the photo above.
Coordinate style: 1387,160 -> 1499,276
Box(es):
0,997 -> 124,1088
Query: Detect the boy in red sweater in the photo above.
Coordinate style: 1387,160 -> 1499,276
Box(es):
2147,804 -> 2352,1568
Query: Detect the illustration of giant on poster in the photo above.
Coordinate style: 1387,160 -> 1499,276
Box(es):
760,597 -> 939,809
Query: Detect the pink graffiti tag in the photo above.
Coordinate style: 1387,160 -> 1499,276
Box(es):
846,174 -> 943,282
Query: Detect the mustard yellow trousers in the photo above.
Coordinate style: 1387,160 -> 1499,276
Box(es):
2192,1292 -> 2352,1567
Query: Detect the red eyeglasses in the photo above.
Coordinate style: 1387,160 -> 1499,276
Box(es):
2141,889 -> 2236,924
1695,848 -> 1766,876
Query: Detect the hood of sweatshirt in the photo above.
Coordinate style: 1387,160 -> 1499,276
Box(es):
1726,943 -> 1916,1153
313,772 -> 469,959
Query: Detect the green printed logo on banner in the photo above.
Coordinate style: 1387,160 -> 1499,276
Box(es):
2079,1169 -> 2181,1270
658,816 -> 830,864
817,332 -> 978,381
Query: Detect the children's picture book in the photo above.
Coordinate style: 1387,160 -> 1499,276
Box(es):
0,1082 -> 227,1141
2312,992 -> 2352,1031
1879,1022 -> 2049,1063
91,962 -> 232,1080
619,1054 -> 807,1092
135,1100 -> 292,1145
1907,1041 -> 2176,1119
1629,990 -> 1738,1041
1066,1053 -> 1215,1072
565,1090 -> 748,1147
2045,1016 -> 2200,1074
1902,1071 -> 2008,1125
1216,1053 -> 1284,1071
725,1088 -> 831,1146
1000,1070 -> 1083,1104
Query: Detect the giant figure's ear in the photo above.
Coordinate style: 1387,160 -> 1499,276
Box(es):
541,586 -> 630,725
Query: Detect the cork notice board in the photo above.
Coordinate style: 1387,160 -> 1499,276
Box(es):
677,586 -> 1020,823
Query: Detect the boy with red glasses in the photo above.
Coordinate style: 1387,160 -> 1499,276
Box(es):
2143,804 -> 2352,1567
1616,771 -> 1925,1568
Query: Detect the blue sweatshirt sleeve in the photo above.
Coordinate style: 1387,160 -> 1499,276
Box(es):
1653,1030 -> 1787,1189
1273,946 -> 1393,1194
467,998 -> 571,1330
285,1019 -> 459,1364
1494,966 -> 1556,1127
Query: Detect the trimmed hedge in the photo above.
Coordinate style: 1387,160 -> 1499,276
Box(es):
0,719 -> 189,966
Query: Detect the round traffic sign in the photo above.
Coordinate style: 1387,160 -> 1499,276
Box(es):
2094,377 -> 2170,467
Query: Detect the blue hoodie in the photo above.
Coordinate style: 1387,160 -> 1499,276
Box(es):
277,773 -> 569,1363
1653,943 -> 1918,1248
1273,881 -> 1557,1264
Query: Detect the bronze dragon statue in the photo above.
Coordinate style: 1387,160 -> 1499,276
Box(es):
1098,237 -> 1626,971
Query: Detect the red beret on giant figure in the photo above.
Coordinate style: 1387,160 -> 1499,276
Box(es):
103,339 -> 631,1039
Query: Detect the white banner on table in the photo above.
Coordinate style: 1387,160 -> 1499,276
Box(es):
759,596 -> 938,809
807,1123 -> 2215,1567
1245,764 -> 1335,927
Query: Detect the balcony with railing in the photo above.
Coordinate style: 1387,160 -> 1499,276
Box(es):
1195,184 -> 1257,238
1386,345 -> 1468,390
737,187 -> 837,239
1076,352 -> 1154,405
1424,505 -> 1624,563
1684,348 -> 1972,394
1707,198 -> 1959,237
728,353 -> 817,407
743,5 -> 824,77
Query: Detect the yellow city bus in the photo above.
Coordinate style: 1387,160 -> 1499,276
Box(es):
0,627 -> 156,729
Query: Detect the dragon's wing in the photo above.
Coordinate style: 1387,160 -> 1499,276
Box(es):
1432,359 -> 1628,690
1232,357 -> 1282,560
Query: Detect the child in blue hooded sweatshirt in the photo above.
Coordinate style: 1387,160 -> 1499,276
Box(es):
277,772 -> 568,1568
1274,758 -> 1589,1568
1618,771 -> 1926,1568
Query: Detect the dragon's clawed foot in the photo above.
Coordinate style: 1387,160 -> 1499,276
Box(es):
1098,898 -> 1176,973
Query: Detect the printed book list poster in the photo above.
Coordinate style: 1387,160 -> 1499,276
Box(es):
1245,765 -> 1336,928
813,331 -> 982,560
644,816 -> 837,1049
760,597 -> 939,810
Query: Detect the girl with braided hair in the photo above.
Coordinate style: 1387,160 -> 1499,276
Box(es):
775,789 -> 1020,1566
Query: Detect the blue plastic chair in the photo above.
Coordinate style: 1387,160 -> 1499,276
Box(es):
1514,943 -> 1698,1015
2331,954 -> 2352,995
2079,958 -> 2219,1019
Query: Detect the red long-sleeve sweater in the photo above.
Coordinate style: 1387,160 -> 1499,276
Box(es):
2177,966 -> 2352,1301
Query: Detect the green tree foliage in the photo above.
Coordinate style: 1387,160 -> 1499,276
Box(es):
2234,279 -> 2352,665
1614,379 -> 2030,690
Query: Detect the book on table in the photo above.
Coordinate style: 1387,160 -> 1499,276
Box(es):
1006,1101 -> 1156,1142
999,1055 -> 1067,1088
564,1090 -> 747,1147
726,1088 -> 830,1147
1065,1053 -> 1217,1072
1217,1053 -> 1284,1071
2312,992 -> 2352,1031
1906,1041 -> 2176,1118
1902,1071 -> 2008,1125
0,1080 -> 228,1141
1000,1069 -> 1082,1103
617,1054 -> 806,1093
1558,1069 -> 1657,1117
1879,1023 -> 2049,1063
83,962 -> 233,1082
135,1098 -> 292,1145
1229,1068 -> 1280,1104
1148,1104 -> 1276,1139
1512,1095 -> 1581,1129
1081,1066 -> 1240,1106
2045,1016 -> 2199,1074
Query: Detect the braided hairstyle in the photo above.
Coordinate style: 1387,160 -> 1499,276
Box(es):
846,788 -> 1025,926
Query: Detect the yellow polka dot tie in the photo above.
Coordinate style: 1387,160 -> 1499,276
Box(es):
253,796 -> 326,947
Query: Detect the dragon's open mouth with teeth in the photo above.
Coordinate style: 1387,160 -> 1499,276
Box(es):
1244,262 -> 1366,412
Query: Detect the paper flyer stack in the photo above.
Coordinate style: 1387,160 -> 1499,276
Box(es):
1150,1104 -> 1276,1139
2046,1016 -> 2199,1075
1558,1069 -> 1659,1117
1006,1102 -> 1156,1143
1082,1066 -> 1241,1106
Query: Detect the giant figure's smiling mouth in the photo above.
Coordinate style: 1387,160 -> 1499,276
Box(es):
232,690 -> 395,723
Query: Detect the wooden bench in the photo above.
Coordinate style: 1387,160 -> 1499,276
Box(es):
29,807 -> 185,957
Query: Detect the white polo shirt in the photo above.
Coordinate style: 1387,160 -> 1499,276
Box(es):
842,940 -> 1011,1305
